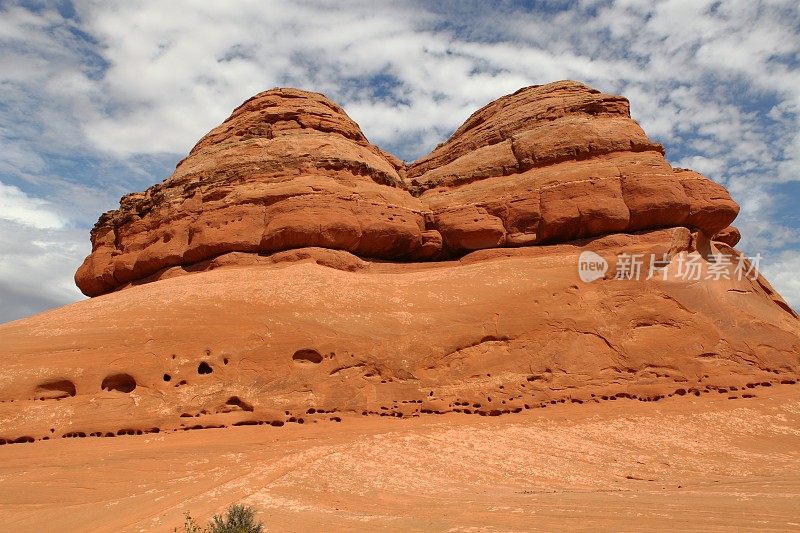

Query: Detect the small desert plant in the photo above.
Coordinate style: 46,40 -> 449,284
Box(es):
178,511 -> 203,533
177,504 -> 263,533
209,504 -> 263,533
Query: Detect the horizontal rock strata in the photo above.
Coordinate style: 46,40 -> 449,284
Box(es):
76,81 -> 738,296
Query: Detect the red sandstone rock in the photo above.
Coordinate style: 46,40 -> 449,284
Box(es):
1,80 -> 799,533
2,80 -> 792,446
75,88 -> 430,296
2,228 -> 799,443
409,82 -> 738,253
76,81 -> 739,296
714,225 -> 742,246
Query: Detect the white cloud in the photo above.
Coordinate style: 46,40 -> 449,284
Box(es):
0,220 -> 88,323
761,250 -> 800,312
676,155 -> 725,176
0,181 -> 66,229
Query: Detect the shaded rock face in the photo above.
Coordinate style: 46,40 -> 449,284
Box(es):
1,80 -> 796,445
75,81 -> 738,296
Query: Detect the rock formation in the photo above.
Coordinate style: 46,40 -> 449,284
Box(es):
409,83 -> 738,251
75,81 -> 738,296
0,81 -> 797,445
74,88 -> 428,296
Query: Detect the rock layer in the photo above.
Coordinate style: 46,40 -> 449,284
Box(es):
3,389 -> 799,531
409,82 -> 738,253
1,229 -> 799,443
75,81 -> 738,296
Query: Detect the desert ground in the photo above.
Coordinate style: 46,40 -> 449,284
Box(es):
1,384 -> 798,532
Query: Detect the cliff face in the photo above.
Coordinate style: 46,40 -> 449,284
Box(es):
75,81 -> 738,296
0,81 -> 796,446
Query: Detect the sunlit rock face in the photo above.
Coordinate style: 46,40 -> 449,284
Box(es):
75,81 -> 738,296
0,80 -> 795,446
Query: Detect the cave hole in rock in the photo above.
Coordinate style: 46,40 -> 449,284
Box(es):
163,374 -> 172,382
197,362 -> 213,374
35,379 -> 77,400
101,373 -> 136,393
226,396 -> 254,412
292,349 -> 323,364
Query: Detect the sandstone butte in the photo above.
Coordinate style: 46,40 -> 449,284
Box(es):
0,81 -> 799,530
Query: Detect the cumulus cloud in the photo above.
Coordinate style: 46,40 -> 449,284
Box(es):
0,182 -> 86,322
0,0 -> 798,321
0,181 -> 65,229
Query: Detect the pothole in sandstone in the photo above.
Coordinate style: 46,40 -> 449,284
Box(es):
292,348 -> 323,364
101,373 -> 136,393
223,396 -> 254,412
35,379 -> 76,400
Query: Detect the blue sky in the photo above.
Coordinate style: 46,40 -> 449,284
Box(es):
0,0 -> 799,322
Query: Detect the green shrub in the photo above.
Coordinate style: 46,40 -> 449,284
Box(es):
209,504 -> 263,533
177,504 -> 263,533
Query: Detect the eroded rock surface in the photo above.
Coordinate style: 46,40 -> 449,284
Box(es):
75,81 -> 738,296
0,80 -> 796,445
1,228 -> 798,443
408,82 -> 738,252
75,88 -> 428,296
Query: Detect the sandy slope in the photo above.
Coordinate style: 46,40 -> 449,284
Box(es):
0,385 -> 798,532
